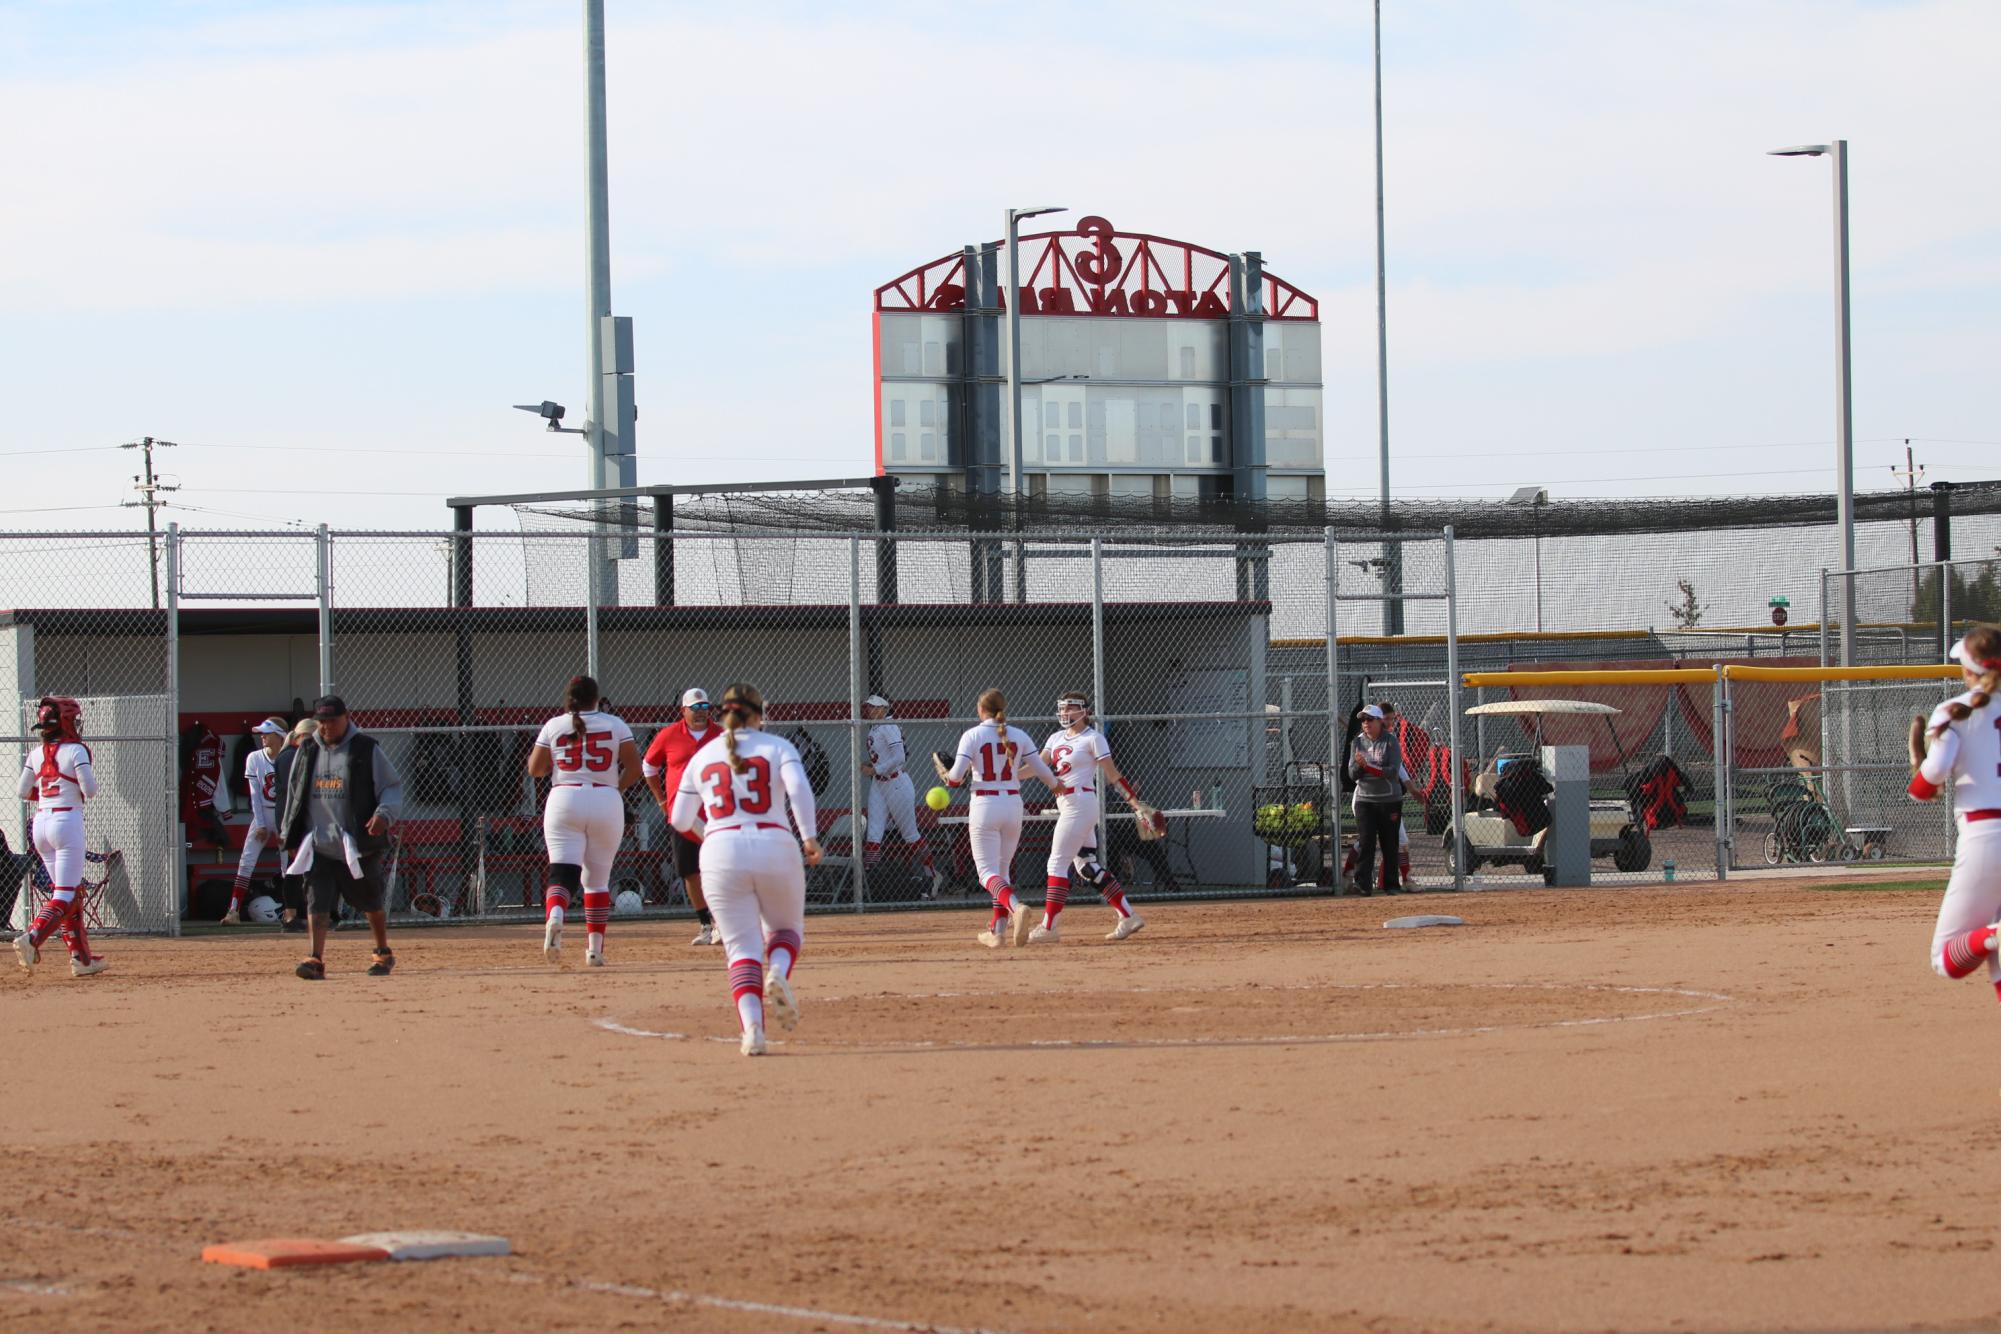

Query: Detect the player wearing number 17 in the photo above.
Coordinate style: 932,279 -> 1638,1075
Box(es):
527,675 -> 642,967
933,688 -> 1059,949
669,684 -> 823,1056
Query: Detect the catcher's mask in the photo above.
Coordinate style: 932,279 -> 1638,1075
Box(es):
1056,694 -> 1090,726
35,695 -> 82,741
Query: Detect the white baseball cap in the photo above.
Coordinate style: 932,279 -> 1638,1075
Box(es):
680,688 -> 711,709
864,694 -> 891,709
1359,704 -> 1387,720
252,719 -> 289,736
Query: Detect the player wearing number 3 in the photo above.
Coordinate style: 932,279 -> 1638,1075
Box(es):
13,695 -> 106,976
669,683 -> 823,1057
223,718 -> 291,924
1909,625 -> 2001,995
1031,692 -> 1160,943
528,675 -> 641,967
933,688 -> 1058,949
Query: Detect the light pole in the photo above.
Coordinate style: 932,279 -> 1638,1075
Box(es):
1005,206 -> 1066,504
1769,140 -> 1854,667
1373,0 -> 1396,635
1510,486 -> 1548,635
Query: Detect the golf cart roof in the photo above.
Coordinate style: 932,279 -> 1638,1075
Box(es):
1465,700 -> 1622,718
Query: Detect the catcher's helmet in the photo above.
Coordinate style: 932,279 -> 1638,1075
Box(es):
35,695 -> 82,741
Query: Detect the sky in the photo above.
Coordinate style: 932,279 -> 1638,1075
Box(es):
0,0 -> 1996,534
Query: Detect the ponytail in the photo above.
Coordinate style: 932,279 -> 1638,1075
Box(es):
977,687 -> 1016,769
564,673 -> 599,742
718,682 -> 765,774
1940,625 -> 2001,729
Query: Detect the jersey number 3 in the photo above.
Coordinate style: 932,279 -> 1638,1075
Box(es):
701,757 -> 773,819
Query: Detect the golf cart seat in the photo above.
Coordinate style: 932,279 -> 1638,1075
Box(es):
1491,754 -> 1553,837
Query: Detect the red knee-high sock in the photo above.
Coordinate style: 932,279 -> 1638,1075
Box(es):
1044,877 -> 1070,925
582,890 -> 611,942
544,887 -> 570,923
864,840 -> 883,868
984,876 -> 1017,918
766,928 -> 802,979
26,892 -> 72,948
729,957 -> 765,1031
1942,925 -> 1997,979
1099,874 -> 1132,918
1400,847 -> 1413,881
230,873 -> 250,909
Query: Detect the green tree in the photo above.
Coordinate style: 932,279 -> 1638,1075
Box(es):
1666,578 -> 1703,629
1911,555 -> 2001,630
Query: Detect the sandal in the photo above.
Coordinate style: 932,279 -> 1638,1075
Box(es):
295,957 -> 326,981
366,948 -> 395,977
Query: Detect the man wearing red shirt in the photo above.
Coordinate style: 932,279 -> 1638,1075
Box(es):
643,687 -> 722,945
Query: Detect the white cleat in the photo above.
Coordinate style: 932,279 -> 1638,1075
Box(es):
1009,902 -> 1034,947
543,917 -> 563,966
586,938 -> 605,968
1106,912 -> 1147,942
1027,922 -> 1060,944
220,907 -> 241,925
764,970 -> 800,1032
691,923 -> 716,947
13,933 -> 38,969
976,927 -> 1004,950
69,954 -> 107,978
927,867 -> 946,900
740,1025 -> 768,1057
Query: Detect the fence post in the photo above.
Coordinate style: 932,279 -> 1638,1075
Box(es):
1941,562 -> 1954,659
165,523 -> 183,937
1323,527 -> 1342,889
1817,568 -> 1829,670
1444,526 -> 1464,891
849,536 -> 866,914
585,530 -> 601,679
316,523 -> 333,696
1713,666 -> 1729,880
1091,536 -> 1108,859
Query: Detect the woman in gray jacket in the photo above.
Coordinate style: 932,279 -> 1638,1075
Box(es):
1347,704 -> 1412,895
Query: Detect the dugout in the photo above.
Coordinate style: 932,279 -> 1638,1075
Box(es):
1,594 -> 1275,919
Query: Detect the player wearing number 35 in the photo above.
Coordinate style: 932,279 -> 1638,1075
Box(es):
668,683 -> 823,1057
528,675 -> 641,968
1908,624 -> 2001,996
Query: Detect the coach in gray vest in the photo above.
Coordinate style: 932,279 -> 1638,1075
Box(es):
279,695 -> 402,981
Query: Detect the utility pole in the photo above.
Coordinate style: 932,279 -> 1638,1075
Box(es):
120,437 -> 178,609
1892,439 -> 1924,623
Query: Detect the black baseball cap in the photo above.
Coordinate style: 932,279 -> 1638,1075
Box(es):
312,695 -> 348,720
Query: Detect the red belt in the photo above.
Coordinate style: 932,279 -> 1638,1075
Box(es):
709,822 -> 788,834
42,806 -> 73,813
1055,785 -> 1096,797
1967,809 -> 2001,822
874,771 -> 901,782
973,788 -> 1019,797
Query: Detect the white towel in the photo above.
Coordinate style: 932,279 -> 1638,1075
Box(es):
284,832 -> 365,879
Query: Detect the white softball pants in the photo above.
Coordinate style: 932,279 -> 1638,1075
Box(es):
1046,797 -> 1099,884
1930,817 -> 2001,980
544,785 -> 624,891
968,794 -> 1023,890
866,774 -> 920,844
31,809 -> 85,888
236,822 -> 278,880
699,832 -> 806,966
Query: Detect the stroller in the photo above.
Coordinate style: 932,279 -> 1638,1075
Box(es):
1762,773 -> 1842,864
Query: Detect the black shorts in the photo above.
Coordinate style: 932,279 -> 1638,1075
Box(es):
671,827 -> 702,878
305,852 -> 386,917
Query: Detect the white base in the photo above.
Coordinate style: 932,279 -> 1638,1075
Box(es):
338,1231 -> 511,1261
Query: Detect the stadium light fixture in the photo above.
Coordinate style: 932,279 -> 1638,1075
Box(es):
1004,205 -> 1068,605
1768,139 -> 1854,667
513,400 -> 588,435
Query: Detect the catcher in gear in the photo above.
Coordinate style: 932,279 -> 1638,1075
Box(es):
1028,692 -> 1155,943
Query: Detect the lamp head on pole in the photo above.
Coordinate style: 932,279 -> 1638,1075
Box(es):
1007,205 -> 1067,226
1767,144 -> 1831,157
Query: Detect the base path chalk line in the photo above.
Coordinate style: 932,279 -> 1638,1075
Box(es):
509,1269 -> 998,1334
0,1281 -> 72,1298
595,981 -> 1735,1052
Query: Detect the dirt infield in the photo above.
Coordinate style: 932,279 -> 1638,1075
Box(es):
4,875 -> 1995,1332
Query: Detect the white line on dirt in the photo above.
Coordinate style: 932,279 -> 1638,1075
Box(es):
509,1270 -> 996,1333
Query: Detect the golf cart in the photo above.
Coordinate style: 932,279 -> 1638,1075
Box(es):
1446,700 -> 1653,883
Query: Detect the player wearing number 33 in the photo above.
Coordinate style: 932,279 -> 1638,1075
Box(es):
932,688 -> 1059,949
528,675 -> 641,968
1908,625 -> 2001,995
669,683 -> 823,1056
13,695 -> 106,977
1033,692 -> 1158,944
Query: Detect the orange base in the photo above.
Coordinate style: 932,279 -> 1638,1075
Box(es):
202,1238 -> 392,1269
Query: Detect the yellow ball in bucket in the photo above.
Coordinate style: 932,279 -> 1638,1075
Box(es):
925,786 -> 951,811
